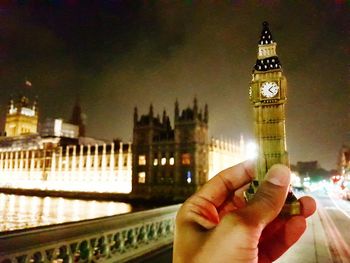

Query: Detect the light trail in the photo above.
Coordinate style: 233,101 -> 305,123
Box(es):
316,192 -> 350,262
318,207 -> 350,262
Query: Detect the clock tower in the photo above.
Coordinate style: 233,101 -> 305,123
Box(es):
246,22 -> 299,214
249,21 -> 288,181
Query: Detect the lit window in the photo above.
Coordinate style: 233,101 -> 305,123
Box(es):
169,157 -> 174,165
153,158 -> 158,166
181,153 -> 191,165
186,171 -> 192,184
138,172 -> 146,183
138,155 -> 146,165
161,157 -> 166,165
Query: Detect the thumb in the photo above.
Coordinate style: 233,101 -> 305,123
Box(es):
242,164 -> 291,228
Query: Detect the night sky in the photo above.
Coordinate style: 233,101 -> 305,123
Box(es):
0,1 -> 348,170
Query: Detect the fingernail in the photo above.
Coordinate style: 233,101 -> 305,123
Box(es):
266,164 -> 290,186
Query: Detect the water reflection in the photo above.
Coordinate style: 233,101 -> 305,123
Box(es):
0,193 -> 132,232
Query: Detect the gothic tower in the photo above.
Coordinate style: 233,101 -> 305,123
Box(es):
132,104 -> 175,199
174,98 -> 209,191
131,99 -> 209,201
70,98 -> 86,137
248,22 -> 289,189
4,96 -> 38,137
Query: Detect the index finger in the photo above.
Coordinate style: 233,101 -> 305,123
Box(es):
196,160 -> 255,208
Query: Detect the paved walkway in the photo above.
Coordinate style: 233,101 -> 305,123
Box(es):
276,210 -> 332,263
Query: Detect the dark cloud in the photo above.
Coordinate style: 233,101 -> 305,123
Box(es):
0,1 -> 348,169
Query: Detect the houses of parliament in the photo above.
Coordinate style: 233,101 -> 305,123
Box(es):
0,96 -> 246,201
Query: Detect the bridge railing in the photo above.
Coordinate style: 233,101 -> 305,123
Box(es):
0,204 -> 180,263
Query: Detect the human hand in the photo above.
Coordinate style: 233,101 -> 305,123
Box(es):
173,161 -> 316,263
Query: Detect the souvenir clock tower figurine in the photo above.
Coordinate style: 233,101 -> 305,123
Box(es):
245,22 -> 300,215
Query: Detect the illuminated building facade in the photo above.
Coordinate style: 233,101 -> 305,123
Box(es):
208,136 -> 246,180
0,97 -> 246,200
132,99 -> 246,201
0,137 -> 132,193
40,118 -> 79,138
4,96 -> 38,137
0,96 -> 132,195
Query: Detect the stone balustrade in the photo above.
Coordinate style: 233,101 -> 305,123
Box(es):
0,204 -> 180,263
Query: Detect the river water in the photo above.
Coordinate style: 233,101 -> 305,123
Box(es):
0,193 -> 133,233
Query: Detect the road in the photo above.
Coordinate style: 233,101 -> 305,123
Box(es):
315,189 -> 350,262
277,188 -> 350,263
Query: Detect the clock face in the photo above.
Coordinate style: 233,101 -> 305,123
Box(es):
261,82 -> 279,98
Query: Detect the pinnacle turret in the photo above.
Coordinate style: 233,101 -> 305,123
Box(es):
134,107 -> 138,124
149,104 -> 154,118
70,97 -> 86,137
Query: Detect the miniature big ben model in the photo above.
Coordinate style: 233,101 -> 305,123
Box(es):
246,22 -> 300,215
